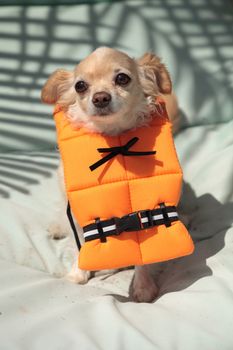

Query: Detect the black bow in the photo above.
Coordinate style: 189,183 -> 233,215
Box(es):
89,137 -> 156,171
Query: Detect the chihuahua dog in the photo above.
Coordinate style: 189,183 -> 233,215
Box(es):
41,47 -> 179,303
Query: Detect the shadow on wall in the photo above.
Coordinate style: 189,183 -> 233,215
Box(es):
0,151 -> 59,198
0,0 -> 233,197
0,0 -> 233,151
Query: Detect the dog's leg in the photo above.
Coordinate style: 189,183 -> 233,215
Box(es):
65,222 -> 91,284
131,265 -> 159,303
48,161 -> 91,284
66,262 -> 91,284
47,162 -> 72,239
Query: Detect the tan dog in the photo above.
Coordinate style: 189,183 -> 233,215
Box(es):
42,47 -> 179,302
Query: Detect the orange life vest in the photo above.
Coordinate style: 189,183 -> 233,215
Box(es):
54,100 -> 194,271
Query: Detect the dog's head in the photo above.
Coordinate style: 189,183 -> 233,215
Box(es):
41,47 -> 172,135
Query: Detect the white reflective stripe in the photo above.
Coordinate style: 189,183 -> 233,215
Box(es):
153,214 -> 163,221
83,229 -> 98,238
84,224 -> 116,238
84,211 -> 179,239
141,217 -> 148,223
103,224 -> 116,232
153,212 -> 178,220
142,212 -> 178,223
168,212 -> 178,218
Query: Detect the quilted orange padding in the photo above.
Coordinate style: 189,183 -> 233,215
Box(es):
54,100 -> 194,270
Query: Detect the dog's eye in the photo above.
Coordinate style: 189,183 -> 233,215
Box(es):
115,73 -> 131,86
75,81 -> 88,93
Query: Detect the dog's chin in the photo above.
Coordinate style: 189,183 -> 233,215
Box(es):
90,106 -> 114,118
89,107 -> 121,126
87,108 -> 130,135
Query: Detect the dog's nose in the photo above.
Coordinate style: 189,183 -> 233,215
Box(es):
92,92 -> 111,108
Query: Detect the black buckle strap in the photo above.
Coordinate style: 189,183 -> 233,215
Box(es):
160,202 -> 171,227
89,137 -> 156,171
83,204 -> 179,243
114,211 -> 143,235
144,209 -> 154,227
95,217 -> 107,243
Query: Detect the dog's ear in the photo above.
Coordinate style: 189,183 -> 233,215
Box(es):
137,53 -> 172,94
41,69 -> 74,104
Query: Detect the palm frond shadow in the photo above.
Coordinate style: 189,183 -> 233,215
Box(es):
0,0 -> 232,197
156,182 -> 233,298
0,152 -> 59,198
105,182 -> 233,302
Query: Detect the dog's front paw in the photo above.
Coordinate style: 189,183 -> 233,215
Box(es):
131,269 -> 159,303
66,263 -> 91,285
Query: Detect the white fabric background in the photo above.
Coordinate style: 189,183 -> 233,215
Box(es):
0,1 -> 233,349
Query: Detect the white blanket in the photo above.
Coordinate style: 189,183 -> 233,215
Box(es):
1,122 -> 233,350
